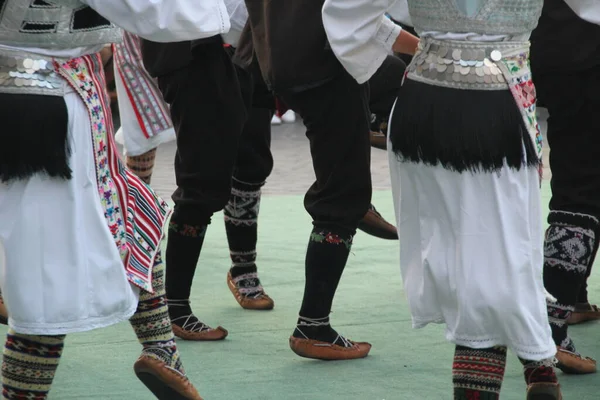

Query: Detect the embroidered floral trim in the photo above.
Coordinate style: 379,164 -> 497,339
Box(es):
169,222 -> 207,238
310,231 -> 353,249
500,52 -> 543,160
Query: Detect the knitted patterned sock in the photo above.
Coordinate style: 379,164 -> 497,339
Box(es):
544,211 -> 598,350
519,357 -> 558,385
224,179 -> 264,297
126,148 -> 157,185
453,346 -> 507,400
2,330 -> 65,399
165,216 -> 207,329
130,251 -> 184,375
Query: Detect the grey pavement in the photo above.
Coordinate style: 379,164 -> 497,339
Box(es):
147,110 -> 552,201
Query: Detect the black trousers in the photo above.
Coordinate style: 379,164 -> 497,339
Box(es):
157,41 -> 274,225
536,67 -> 600,218
368,55 -> 406,120
279,72 -> 372,234
536,66 -> 600,302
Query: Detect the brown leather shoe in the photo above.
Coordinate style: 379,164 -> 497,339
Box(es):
172,324 -> 228,341
526,382 -> 562,400
555,347 -> 597,374
370,131 -> 387,150
227,272 -> 274,310
0,297 -> 8,326
134,355 -> 203,400
289,336 -> 371,361
357,204 -> 398,240
567,303 -> 600,325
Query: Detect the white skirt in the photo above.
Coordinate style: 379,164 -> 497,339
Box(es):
114,70 -> 175,157
388,142 -> 555,360
0,87 -> 139,335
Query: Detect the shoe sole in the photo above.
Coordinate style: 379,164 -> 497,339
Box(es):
556,361 -> 596,375
135,371 -> 191,400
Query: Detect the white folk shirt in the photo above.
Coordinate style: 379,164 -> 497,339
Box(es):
322,0 -> 403,84
564,0 -> 600,25
79,0 -> 231,43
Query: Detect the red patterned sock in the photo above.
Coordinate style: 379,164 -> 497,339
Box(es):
453,346 -> 507,400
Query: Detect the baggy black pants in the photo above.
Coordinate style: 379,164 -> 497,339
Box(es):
157,40 -> 274,225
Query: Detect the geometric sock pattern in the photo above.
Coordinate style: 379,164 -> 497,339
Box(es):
452,346 -> 507,400
2,330 -> 65,400
519,357 -> 558,385
129,251 -> 185,376
224,179 -> 264,297
126,148 -> 157,185
544,211 -> 598,349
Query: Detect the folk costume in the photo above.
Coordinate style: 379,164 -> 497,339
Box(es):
113,31 -> 176,184
0,0 -> 231,398
140,0 -> 275,341
324,0 -> 561,398
239,0 -> 412,361
531,0 -> 600,375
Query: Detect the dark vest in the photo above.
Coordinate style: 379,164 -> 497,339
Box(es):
243,0 -> 343,93
530,0 -> 600,74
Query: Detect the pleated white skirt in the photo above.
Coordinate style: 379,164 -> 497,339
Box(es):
0,87 -> 139,335
388,137 -> 555,361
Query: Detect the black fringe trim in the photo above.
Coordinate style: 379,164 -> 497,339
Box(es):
389,79 -> 539,173
0,93 -> 71,183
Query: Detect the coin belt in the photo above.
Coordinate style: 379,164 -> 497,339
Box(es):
406,38 -> 530,91
0,48 -> 66,96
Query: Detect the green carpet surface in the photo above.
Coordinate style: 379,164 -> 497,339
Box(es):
7,185 -> 599,399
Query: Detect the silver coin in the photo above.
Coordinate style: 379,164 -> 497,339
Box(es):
460,66 -> 470,75
467,74 -> 477,83
447,64 -> 455,74
436,63 -> 447,73
452,73 -> 461,82
476,67 -> 485,77
452,49 -> 462,61
476,75 -> 485,83
438,47 -> 449,58
484,75 -> 492,84
430,69 -> 438,79
38,60 -> 48,70
422,69 -> 430,78
491,74 -> 499,83
483,66 -> 491,75
459,59 -> 468,67
23,59 -> 34,69
463,49 -> 472,60
491,50 -> 502,62
484,58 -> 494,67
467,60 -> 478,67
14,78 -> 24,86
444,58 -> 453,65
475,61 -> 484,67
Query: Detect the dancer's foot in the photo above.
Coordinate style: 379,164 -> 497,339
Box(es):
134,353 -> 203,400
358,204 -> 398,240
370,131 -> 387,150
289,316 -> 371,360
555,346 -> 596,374
168,299 -> 228,341
227,267 -> 274,310
522,359 -> 562,400
0,296 -> 8,325
567,302 -> 600,325
526,383 -> 562,400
